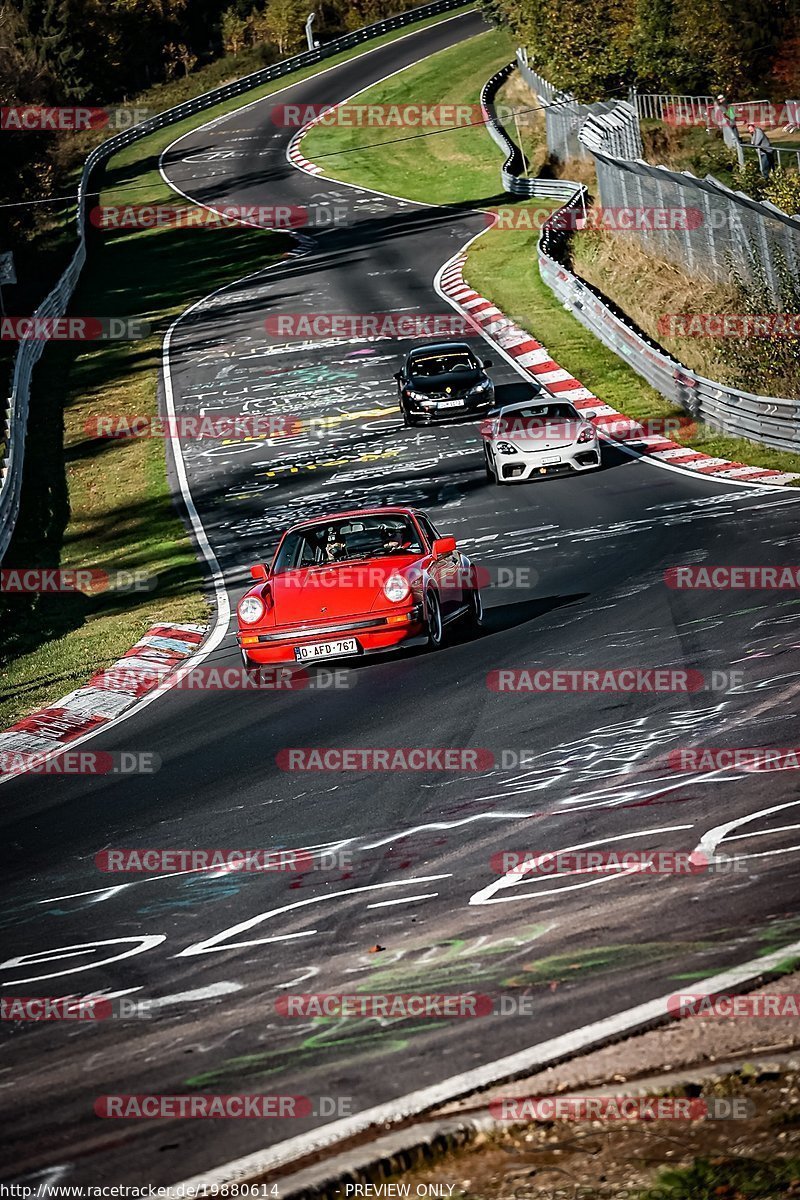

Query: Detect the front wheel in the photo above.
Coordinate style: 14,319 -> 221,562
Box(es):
425,589 -> 444,650
402,405 -> 420,427
489,451 -> 508,485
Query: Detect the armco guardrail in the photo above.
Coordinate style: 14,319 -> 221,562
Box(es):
0,0 -> 472,564
481,64 -> 588,200
478,74 -> 800,454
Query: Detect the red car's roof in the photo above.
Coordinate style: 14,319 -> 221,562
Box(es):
284,506 -> 418,533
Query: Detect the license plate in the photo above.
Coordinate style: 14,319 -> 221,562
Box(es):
543,454 -> 561,464
295,638 -> 358,661
437,399 -> 463,409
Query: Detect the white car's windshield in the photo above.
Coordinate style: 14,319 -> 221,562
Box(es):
501,402 -> 580,422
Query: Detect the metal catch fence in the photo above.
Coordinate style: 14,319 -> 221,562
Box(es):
478,63 -> 800,454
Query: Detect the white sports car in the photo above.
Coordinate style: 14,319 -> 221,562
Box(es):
482,399 -> 601,484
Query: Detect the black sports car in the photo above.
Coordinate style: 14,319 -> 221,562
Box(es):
394,342 -> 494,426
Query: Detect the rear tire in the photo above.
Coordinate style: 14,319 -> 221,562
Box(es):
425,589 -> 444,650
465,585 -> 484,633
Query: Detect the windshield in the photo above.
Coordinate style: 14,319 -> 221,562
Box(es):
273,514 -> 423,572
409,351 -> 477,377
501,402 -> 580,422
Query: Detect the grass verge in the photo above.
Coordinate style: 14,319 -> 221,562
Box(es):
0,7 -> 472,731
299,38 -> 800,480
302,26 -> 516,201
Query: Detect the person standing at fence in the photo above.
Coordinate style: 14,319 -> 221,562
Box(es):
707,93 -> 735,134
748,122 -> 775,178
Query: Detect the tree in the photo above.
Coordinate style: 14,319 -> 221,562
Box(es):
631,0 -> 705,93
254,0 -> 304,54
220,6 -> 250,52
675,0 -> 788,95
163,40 -> 198,76
16,0 -> 87,99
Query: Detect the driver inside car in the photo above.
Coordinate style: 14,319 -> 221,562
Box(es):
324,527 -> 348,562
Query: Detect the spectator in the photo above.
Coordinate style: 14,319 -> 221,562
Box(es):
720,107 -> 741,151
748,122 -> 775,178
707,93 -> 736,134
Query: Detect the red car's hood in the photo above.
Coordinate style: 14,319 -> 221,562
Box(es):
267,555 -> 419,624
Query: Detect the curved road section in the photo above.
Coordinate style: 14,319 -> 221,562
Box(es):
3,11 -> 800,1187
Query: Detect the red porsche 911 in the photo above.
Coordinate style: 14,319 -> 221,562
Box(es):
236,506 -> 484,667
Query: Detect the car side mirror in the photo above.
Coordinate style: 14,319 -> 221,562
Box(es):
250,563 -> 270,581
583,410 -> 597,420
483,358 -> 493,368
432,536 -> 457,557
393,371 -> 402,381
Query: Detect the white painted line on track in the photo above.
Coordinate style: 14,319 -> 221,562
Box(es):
366,892 -> 439,908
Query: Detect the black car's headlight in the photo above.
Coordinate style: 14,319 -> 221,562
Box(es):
468,379 -> 493,396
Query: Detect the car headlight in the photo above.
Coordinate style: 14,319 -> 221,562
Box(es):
238,595 -> 265,624
469,379 -> 492,394
406,388 -> 429,402
383,573 -> 411,602
496,441 -> 519,455
577,426 -> 596,444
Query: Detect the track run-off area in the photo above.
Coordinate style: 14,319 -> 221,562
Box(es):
3,10 -> 800,1188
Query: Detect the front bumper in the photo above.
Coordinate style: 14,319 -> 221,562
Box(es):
237,606 -> 425,664
492,443 -> 601,481
405,392 -> 494,422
